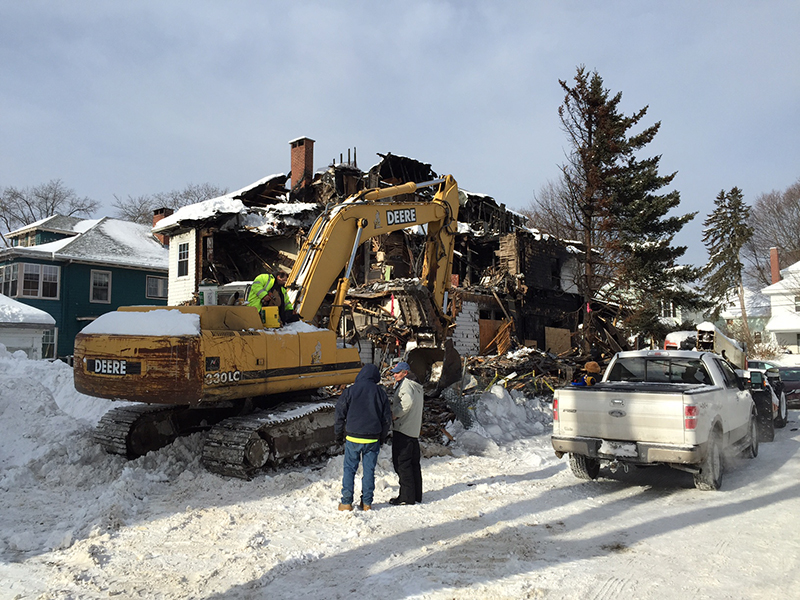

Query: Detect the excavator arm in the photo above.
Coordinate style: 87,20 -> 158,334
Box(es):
289,175 -> 460,332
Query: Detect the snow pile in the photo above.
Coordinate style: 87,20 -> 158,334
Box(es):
80,309 -> 201,336
448,385 -> 551,456
0,346 -> 554,596
2,344 -> 798,599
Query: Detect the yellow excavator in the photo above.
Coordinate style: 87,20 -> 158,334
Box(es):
74,175 -> 460,478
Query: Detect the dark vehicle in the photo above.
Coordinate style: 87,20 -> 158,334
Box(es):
749,369 -> 788,442
778,366 -> 800,408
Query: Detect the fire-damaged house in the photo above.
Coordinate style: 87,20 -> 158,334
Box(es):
152,137 -> 585,367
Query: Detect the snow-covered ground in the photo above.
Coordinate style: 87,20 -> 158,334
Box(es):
2,344 -> 800,599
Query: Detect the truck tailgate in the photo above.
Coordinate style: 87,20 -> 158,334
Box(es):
556,384 -> 688,444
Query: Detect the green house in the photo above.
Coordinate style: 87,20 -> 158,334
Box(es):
0,215 -> 168,359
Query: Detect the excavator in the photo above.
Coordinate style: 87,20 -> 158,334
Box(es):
73,175 -> 460,478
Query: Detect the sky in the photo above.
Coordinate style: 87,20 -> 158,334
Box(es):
3,342 -> 800,598
2,1 -> 799,267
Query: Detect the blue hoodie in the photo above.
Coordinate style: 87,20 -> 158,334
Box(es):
335,363 -> 392,441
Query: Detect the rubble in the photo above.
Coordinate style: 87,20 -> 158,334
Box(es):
415,344 -> 609,445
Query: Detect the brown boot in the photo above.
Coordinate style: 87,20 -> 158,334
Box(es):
338,503 -> 353,511
359,502 -> 371,511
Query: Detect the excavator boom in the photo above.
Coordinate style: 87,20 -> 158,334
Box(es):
290,175 -> 460,330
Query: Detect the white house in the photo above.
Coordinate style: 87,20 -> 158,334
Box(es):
718,287 -> 772,344
762,248 -> 800,353
0,293 -> 56,359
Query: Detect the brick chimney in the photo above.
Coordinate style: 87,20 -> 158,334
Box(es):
290,137 -> 315,192
152,207 -> 174,245
770,247 -> 781,284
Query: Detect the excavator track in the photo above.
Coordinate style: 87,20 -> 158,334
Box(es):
94,401 -> 248,459
201,402 -> 337,479
94,404 -> 176,457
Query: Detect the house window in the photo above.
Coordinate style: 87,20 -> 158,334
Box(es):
146,276 -> 168,299
23,264 -> 40,296
754,331 -> 762,344
660,300 -> 676,318
19,263 -> 60,299
42,265 -> 59,297
0,264 -> 19,297
91,270 -> 111,303
178,243 -> 189,277
795,296 -> 800,312
42,328 -> 57,359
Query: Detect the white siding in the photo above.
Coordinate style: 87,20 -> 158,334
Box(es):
0,326 -> 46,359
168,230 -> 197,305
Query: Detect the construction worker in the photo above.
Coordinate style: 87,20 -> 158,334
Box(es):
247,272 -> 277,310
272,271 -> 300,324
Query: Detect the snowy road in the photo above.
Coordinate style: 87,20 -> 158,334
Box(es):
2,353 -> 800,599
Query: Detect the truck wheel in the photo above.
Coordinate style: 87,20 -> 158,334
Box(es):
568,453 -> 600,480
744,412 -> 758,459
759,407 -> 775,442
694,432 -> 723,491
775,393 -> 788,429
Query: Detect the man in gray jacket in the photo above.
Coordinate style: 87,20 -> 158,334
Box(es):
389,361 -> 424,505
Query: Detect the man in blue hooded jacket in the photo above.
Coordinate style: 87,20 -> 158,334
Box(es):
334,363 -> 392,511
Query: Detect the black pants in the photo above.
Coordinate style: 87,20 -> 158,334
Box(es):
392,431 -> 422,503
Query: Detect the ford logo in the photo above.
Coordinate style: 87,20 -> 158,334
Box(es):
608,410 -> 626,418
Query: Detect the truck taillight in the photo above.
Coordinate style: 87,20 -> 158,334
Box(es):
553,397 -> 558,421
684,405 -> 698,430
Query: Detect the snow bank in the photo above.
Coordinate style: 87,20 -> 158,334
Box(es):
446,384 -> 552,456
0,346 -> 552,564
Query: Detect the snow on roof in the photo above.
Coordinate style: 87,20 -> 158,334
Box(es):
0,294 -> 56,325
59,218 -> 167,270
719,288 -> 771,319
6,214 -> 83,236
153,197 -> 246,232
153,174 -> 287,232
762,266 -> 800,294
13,236 -> 76,254
239,203 -> 320,235
765,312 -> 800,333
72,219 -> 101,233
5,218 -> 168,271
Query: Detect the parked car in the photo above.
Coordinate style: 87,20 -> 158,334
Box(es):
748,359 -> 781,371
778,366 -> 800,408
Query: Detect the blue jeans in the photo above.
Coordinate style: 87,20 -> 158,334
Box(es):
341,439 -> 380,505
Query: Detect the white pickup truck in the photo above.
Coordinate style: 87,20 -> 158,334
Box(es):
552,349 -> 759,490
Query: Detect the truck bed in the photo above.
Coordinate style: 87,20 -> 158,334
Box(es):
555,382 -> 716,445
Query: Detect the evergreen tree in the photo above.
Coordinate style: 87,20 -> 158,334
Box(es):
556,66 -> 701,345
702,187 -> 754,341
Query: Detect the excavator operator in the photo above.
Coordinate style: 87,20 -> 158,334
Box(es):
272,271 -> 300,324
247,272 -> 277,310
247,271 -> 300,324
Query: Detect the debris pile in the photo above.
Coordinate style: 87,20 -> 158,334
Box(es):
415,345 -> 599,444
